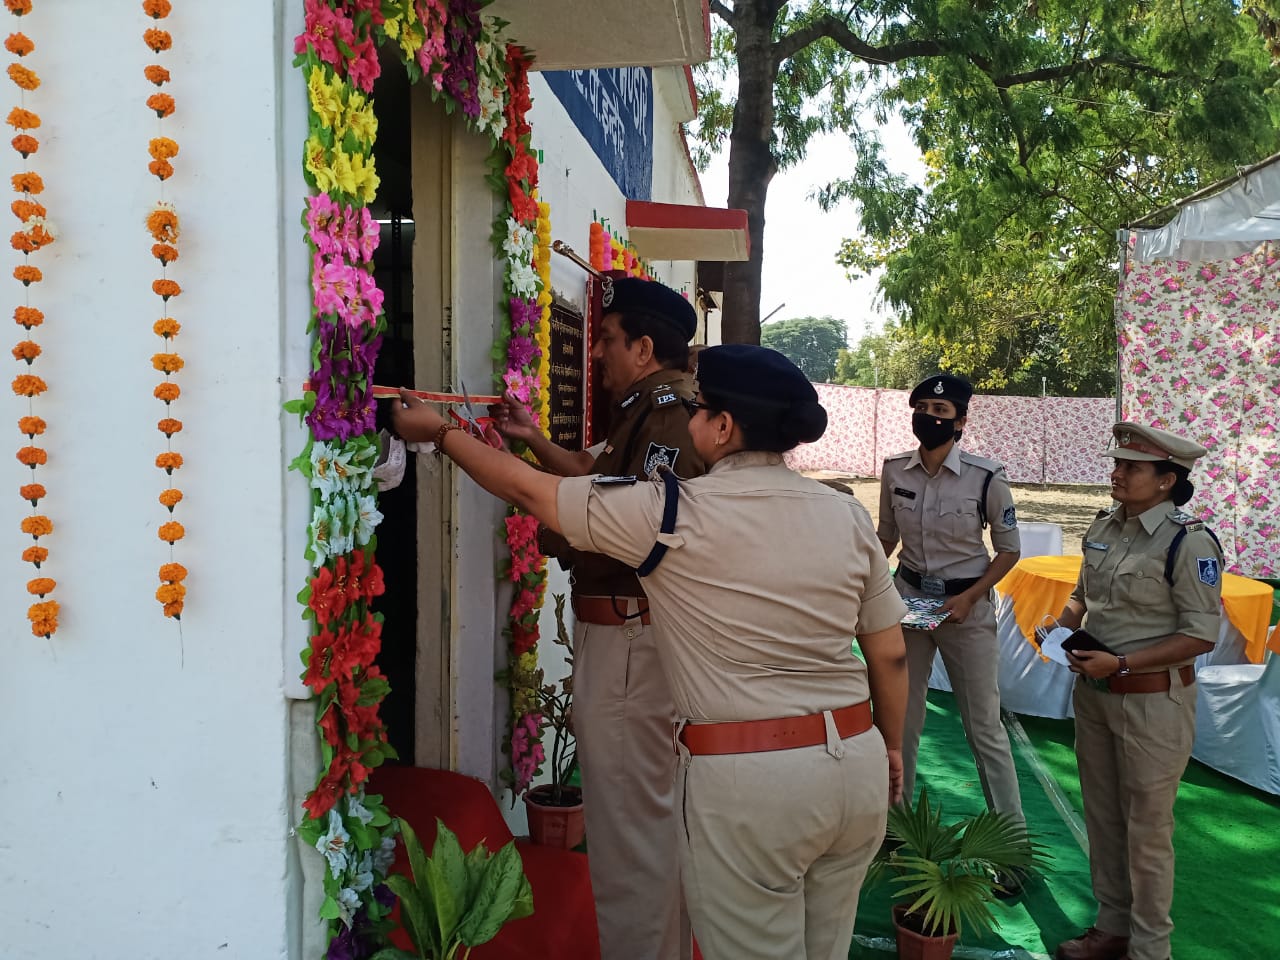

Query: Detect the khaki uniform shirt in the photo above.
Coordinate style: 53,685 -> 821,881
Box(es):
878,446 -> 1020,579
1070,502 -> 1223,655
565,369 -> 703,598
557,451 -> 907,721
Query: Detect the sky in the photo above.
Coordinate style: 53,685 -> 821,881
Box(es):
696,119 -> 926,345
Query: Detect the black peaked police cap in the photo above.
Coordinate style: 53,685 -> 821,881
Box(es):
602,277 -> 698,342
908,373 -> 973,409
696,344 -> 827,445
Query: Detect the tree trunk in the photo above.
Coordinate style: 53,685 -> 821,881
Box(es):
720,8 -> 779,345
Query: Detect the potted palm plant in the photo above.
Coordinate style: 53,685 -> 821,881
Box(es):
521,593 -> 583,848
868,789 -> 1046,960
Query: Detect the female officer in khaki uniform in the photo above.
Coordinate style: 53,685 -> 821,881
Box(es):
877,374 -> 1025,838
391,345 -> 909,960
1050,423 -> 1222,960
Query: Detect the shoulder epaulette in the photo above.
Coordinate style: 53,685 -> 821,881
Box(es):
1095,506 -> 1118,520
650,383 -> 682,409
958,450 -> 1002,472
1169,510 -> 1205,531
884,450 -> 913,463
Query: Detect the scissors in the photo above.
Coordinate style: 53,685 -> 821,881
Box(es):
449,379 -> 504,448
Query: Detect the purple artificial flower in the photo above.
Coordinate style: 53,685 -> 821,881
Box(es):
443,0 -> 482,118
507,334 -> 538,370
508,296 -> 540,336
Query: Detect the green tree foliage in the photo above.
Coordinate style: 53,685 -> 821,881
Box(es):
692,1 -> 1279,355
760,315 -> 847,381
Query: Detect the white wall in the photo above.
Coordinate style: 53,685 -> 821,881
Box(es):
3,2 -> 308,958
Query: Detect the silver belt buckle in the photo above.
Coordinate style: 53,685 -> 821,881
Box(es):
920,575 -> 946,597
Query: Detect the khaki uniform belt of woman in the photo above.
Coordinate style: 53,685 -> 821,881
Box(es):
678,701 -> 872,755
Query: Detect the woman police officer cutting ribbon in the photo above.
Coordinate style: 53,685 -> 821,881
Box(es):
391,344 -> 909,960
1049,422 -> 1222,960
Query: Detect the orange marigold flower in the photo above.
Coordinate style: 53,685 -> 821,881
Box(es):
4,0 -> 32,16
26,576 -> 53,595
157,417 -> 182,437
152,352 -> 183,373
13,264 -> 41,285
151,243 -> 178,265
12,339 -> 39,362
4,33 -> 33,56
156,582 -> 186,605
162,599 -> 183,618
143,0 -> 172,17
20,514 -> 51,537
158,487 -> 183,509
156,451 -> 183,473
5,107 -> 38,130
144,64 -> 170,86
10,133 -> 36,157
11,170 -> 41,194
153,317 -> 180,338
14,305 -> 41,327
11,198 -> 44,220
146,206 -> 179,242
152,279 -> 181,301
18,415 -> 44,435
21,544 -> 46,564
157,520 -> 185,543
159,561 -> 188,582
154,381 -> 180,402
148,159 -> 174,181
27,599 -> 58,637
16,445 -> 45,467
19,481 -> 43,503
11,373 -> 45,396
6,62 -> 37,90
146,93 -> 176,118
149,136 -> 179,160
143,28 -> 172,51
10,229 -> 32,253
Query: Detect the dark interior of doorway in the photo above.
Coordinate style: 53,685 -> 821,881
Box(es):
369,51 -> 415,765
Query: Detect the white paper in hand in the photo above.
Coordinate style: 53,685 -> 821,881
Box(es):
1038,626 -> 1075,666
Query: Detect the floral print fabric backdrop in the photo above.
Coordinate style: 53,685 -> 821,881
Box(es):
786,384 -> 1114,485
1117,245 -> 1279,579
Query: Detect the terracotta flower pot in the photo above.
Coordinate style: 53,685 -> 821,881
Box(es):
892,903 -> 958,960
524,784 -> 585,849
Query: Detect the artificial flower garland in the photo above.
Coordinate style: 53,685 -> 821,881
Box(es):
142,0 -> 188,619
7,1 -> 57,638
589,218 -> 654,279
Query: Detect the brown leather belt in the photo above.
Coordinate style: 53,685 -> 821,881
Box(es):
679,701 -> 873,756
1090,665 -> 1195,695
572,595 -> 651,626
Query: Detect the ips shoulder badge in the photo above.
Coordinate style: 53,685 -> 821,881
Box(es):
1196,556 -> 1220,587
643,442 -> 679,477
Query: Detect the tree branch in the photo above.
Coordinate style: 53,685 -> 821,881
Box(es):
772,14 -> 948,68
990,55 -> 1179,88
709,0 -> 734,25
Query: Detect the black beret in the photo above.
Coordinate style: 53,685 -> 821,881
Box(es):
908,373 -> 973,409
602,277 -> 697,342
696,345 -> 827,445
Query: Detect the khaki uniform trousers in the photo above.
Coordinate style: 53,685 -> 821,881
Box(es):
898,579 -> 1024,821
674,722 -> 888,960
574,610 -> 691,960
1073,673 -> 1196,960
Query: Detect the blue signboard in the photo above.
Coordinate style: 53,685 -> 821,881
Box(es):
542,67 -> 653,201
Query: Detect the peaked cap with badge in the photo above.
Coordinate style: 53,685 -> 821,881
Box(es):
1104,422 -> 1207,471
908,373 -> 973,409
602,276 -> 697,342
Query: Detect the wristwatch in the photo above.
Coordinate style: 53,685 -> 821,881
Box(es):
1116,654 -> 1131,677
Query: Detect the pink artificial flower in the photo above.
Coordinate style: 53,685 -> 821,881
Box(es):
306,194 -> 341,255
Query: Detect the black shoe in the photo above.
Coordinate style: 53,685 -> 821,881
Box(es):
992,868 -> 1025,900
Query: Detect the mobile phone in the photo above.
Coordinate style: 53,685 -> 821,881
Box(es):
1061,629 -> 1115,657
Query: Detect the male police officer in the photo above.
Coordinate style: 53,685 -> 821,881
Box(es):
489,277 -> 701,960
877,374 -> 1025,854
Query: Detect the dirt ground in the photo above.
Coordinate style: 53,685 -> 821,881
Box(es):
804,472 -> 1112,558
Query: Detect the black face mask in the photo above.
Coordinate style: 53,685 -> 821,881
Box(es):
912,412 -> 957,451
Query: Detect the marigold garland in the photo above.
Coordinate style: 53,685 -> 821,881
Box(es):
143,2 -> 186,620
8,3 -> 52,636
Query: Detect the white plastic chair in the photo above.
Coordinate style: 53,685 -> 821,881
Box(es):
1192,636 -> 1280,796
1018,522 -> 1064,558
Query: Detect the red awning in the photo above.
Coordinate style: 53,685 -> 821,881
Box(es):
624,200 -> 750,262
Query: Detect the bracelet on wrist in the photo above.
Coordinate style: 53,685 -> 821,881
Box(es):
433,422 -> 462,456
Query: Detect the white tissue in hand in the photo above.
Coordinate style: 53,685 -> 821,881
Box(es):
1039,626 -> 1074,666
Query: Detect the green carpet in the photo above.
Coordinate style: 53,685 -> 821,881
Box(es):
850,690 -> 1280,959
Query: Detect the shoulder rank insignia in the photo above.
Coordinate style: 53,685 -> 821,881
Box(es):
643,442 -> 679,477
1170,510 -> 1204,531
619,390 -> 642,410
592,475 -> 637,486
653,389 -> 678,407
1197,556 -> 1220,586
